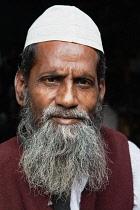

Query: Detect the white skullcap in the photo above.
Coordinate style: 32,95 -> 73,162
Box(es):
24,5 -> 104,53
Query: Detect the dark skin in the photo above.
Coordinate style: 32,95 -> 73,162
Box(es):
15,41 -> 105,125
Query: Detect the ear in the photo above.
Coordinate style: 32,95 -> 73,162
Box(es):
15,71 -> 26,106
99,78 -> 106,101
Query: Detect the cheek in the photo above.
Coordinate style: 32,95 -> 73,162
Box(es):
78,91 -> 99,116
28,87 -> 56,115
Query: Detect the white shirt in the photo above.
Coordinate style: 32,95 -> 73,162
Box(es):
128,141 -> 140,209
70,141 -> 140,210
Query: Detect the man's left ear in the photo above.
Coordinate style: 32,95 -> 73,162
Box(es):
99,78 -> 106,101
15,71 -> 26,106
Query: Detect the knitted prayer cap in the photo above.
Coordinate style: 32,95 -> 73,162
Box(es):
24,5 -> 104,53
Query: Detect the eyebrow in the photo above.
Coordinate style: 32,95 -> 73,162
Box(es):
38,71 -> 96,82
40,71 -> 61,76
37,71 -> 66,82
75,75 -> 95,82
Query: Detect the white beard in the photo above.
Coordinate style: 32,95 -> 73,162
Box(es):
18,104 -> 109,197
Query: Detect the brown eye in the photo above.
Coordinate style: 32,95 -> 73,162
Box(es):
76,78 -> 94,88
46,77 -> 58,82
39,76 -> 61,87
40,76 -> 60,83
78,79 -> 89,84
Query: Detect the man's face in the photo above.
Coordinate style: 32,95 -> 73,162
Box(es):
16,41 -> 105,123
15,41 -> 107,196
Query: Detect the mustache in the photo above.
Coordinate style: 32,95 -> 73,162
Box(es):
41,107 -> 91,122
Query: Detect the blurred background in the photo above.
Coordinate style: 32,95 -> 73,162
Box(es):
0,0 -> 140,147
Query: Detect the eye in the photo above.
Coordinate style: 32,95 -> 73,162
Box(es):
75,78 -> 94,88
39,76 -> 60,86
45,77 -> 59,82
78,79 -> 89,84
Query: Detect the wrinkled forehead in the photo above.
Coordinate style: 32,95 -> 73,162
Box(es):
36,41 -> 98,60
33,41 -> 99,74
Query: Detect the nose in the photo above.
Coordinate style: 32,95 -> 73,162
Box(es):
55,83 -> 78,108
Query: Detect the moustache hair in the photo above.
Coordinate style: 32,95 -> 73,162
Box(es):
41,107 -> 92,125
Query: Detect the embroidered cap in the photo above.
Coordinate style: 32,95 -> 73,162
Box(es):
24,5 -> 104,53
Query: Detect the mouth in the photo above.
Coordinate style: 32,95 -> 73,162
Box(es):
51,115 -> 81,125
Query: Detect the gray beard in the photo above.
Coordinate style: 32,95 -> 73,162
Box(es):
17,99 -> 109,197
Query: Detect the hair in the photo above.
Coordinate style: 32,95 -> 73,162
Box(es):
18,43 -> 106,83
18,44 -> 36,81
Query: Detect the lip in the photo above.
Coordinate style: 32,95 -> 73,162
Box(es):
51,115 -> 80,125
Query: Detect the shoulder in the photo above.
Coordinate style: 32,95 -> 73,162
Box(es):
101,126 -> 129,152
101,127 -> 132,169
101,126 -> 127,140
128,141 -> 140,159
0,137 -> 20,154
0,137 -> 22,166
128,141 -> 140,173
128,141 -> 140,208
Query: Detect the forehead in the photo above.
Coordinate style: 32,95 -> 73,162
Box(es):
33,41 -> 98,77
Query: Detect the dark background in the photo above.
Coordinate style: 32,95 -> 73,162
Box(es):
0,0 -> 140,147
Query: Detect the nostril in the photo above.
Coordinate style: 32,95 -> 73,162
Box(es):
57,103 -> 77,109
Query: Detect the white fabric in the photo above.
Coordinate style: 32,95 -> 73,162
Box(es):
70,175 -> 88,210
70,141 -> 140,210
24,5 -> 104,53
128,141 -> 140,209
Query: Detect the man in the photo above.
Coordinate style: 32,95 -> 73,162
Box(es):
0,5 -> 140,210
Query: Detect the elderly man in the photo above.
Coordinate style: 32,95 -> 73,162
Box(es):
0,5 -> 140,210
